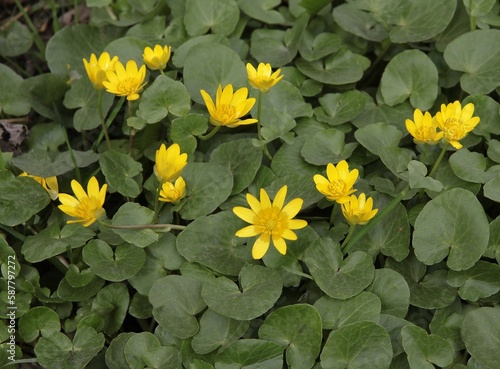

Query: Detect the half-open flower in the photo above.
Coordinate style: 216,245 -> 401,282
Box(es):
405,109 -> 443,145
246,62 -> 283,93
313,161 -> 358,204
233,185 -> 307,259
143,44 -> 171,71
19,172 -> 59,200
159,177 -> 186,204
341,193 -> 378,226
83,52 -> 119,89
58,176 -> 107,227
200,84 -> 257,128
434,101 -> 480,149
154,143 -> 188,183
103,60 -> 147,101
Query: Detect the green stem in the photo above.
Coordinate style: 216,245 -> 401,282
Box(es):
50,0 -> 60,32
340,224 -> 357,250
93,96 -> 125,151
153,183 -> 162,223
54,104 -> 81,182
469,0 -> 477,31
343,184 -> 409,254
159,69 -> 165,76
0,147 -> 4,171
329,203 -> 339,225
128,101 -> 136,159
256,91 -> 272,160
13,0 -> 46,58
0,224 -> 26,241
282,266 -> 313,280
73,0 -> 79,24
428,144 -> 449,178
198,125 -> 221,140
98,220 -> 186,232
98,90 -> 112,150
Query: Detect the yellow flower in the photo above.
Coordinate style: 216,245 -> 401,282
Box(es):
246,62 -> 284,93
434,101 -> 480,149
233,185 -> 308,259
19,172 -> 59,200
341,193 -> 378,226
200,84 -> 258,128
313,161 -> 358,204
405,109 -> 443,145
154,143 -> 188,183
102,60 -> 147,101
82,52 -> 119,89
159,177 -> 186,203
58,176 -> 107,227
143,44 -> 171,71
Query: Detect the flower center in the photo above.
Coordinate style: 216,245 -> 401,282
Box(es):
328,181 -> 345,196
117,78 -> 137,93
443,118 -> 466,140
256,207 -> 286,236
216,104 -> 237,124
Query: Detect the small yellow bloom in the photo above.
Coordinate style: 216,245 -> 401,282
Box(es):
102,60 -> 147,101
159,177 -> 186,203
405,109 -> 443,145
434,101 -> 480,149
233,185 -> 308,259
154,143 -> 188,183
83,52 -> 119,89
143,44 -> 172,71
19,172 -> 59,200
341,193 -> 378,226
313,161 -> 358,204
58,176 -> 107,227
246,62 -> 284,93
200,84 -> 258,128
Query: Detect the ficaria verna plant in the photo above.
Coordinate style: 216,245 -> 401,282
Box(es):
1,1 -> 500,369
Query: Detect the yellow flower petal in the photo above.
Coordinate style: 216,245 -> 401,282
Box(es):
233,207 -> 256,224
235,225 -> 260,238
252,235 -> 270,259
272,235 -> 287,255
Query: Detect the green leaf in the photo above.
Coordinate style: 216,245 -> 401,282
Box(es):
463,94 -> 500,136
91,283 -> 129,335
379,314 -> 413,357
249,14 -> 308,67
210,138 -> 263,195
214,339 -> 283,368
0,63 -> 30,116
183,42 -> 247,104
170,114 -> 209,155
381,50 -> 438,110
429,301 -> 465,352
149,275 -> 206,339
65,265 -> 95,288
314,91 -> 367,126
111,203 -> 159,248
63,78 -> 114,132
484,177 -> 500,203
100,150 -> 142,198
191,309 -> 249,354
464,0 -> 497,16
172,34 -> 229,68
333,4 -> 388,42
402,325 -> 454,369
18,307 -> 61,343
408,160 -> 443,192
0,176 -> 49,226
57,275 -> 105,302
129,293 -> 152,319
304,238 -> 375,299
449,149 -> 497,184
447,261 -> 500,302
413,188 -> 489,271
321,321 -> 392,369
444,29 -> 500,94
184,0 -> 239,37
105,333 -> 134,369
313,292 -> 381,330
34,327 -> 105,369
28,123 -> 65,151
366,268 -> 410,318
296,48 -> 370,85
179,162 -> 233,220
22,224 -> 94,263
237,0 -> 285,24
138,75 -> 192,123
21,73 -> 69,119
461,307 -> 500,369
12,149 -> 99,177
299,32 -> 341,62
0,21 -> 33,57
83,240 -> 146,282
387,0 -> 456,43
301,129 -> 358,166
176,211 -> 254,276
123,332 -> 180,369
354,201 -> 410,261
104,36 -> 150,67
258,80 -> 313,119
258,108 -> 296,143
354,123 -> 403,156
259,304 -> 322,369
201,264 -> 282,320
